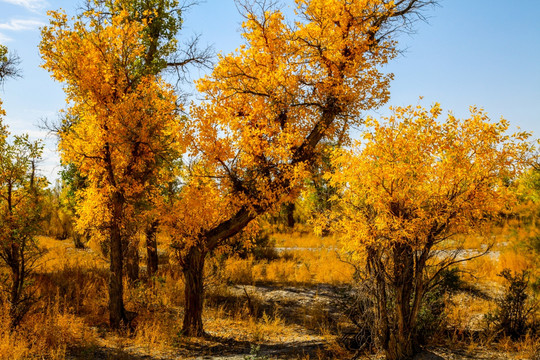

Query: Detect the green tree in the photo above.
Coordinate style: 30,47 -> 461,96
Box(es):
0,43 -> 46,328
0,123 -> 46,328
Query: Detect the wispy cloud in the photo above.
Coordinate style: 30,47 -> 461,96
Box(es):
0,32 -> 12,43
0,18 -> 45,31
0,0 -> 48,12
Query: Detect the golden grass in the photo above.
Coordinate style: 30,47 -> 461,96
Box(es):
271,232 -> 339,249
221,247 -> 354,286
1,222 -> 537,360
0,295 -> 99,360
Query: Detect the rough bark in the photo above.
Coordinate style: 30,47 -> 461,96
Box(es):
108,194 -> 128,329
181,247 -> 206,337
371,243 -> 422,360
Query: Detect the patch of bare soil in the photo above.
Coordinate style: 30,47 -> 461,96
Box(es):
67,283 -> 536,359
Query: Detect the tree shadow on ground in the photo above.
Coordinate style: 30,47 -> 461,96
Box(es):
414,351 -> 445,360
206,283 -> 345,335
66,334 -> 325,359
172,333 -> 326,359
68,345 -> 158,360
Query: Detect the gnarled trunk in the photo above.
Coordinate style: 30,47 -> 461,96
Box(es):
390,243 -> 416,360
369,244 -> 422,360
182,247 -> 205,337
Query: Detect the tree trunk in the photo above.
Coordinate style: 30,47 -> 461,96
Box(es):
109,197 -> 127,329
182,247 -> 205,337
385,337 -> 415,360
8,241 -> 22,327
368,244 -> 419,360
125,240 -> 140,282
72,231 -> 86,249
384,244 -> 416,360
285,202 -> 295,228
369,249 -> 390,355
145,220 -> 159,277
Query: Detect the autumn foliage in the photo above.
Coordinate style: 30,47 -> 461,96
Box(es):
0,1 -> 532,360
40,6 -> 184,327
159,0 -> 440,337
326,103 -> 536,359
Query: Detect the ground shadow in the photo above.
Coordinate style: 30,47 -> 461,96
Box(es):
414,351 -> 445,360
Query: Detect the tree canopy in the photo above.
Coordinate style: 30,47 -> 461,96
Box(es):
326,103 -> 536,359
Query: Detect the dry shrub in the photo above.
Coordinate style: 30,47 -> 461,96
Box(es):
0,296 -> 98,360
321,337 -> 354,360
265,259 -> 297,283
223,256 -> 254,284
301,300 -> 336,335
204,303 -> 295,343
220,250 -> 349,286
498,251 -> 532,278
212,232 -> 353,287
310,251 -> 353,285
0,301 -> 30,360
463,255 -> 498,282
256,249 -> 351,285
485,269 -> 538,340
125,268 -> 185,310
133,311 -> 179,354
35,263 -> 109,324
29,311 -> 97,354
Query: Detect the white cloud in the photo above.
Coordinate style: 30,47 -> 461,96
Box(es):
0,0 -> 48,12
0,18 -> 45,31
0,32 -> 13,43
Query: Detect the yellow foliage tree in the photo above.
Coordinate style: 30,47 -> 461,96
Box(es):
163,0 -> 435,337
327,103 -> 536,360
40,7 -> 184,328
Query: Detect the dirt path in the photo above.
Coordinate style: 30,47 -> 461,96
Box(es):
66,282 -> 534,360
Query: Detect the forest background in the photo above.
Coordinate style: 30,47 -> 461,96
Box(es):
0,1 -> 540,360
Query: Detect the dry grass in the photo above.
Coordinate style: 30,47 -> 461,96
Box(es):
272,232 -> 339,249
221,231 -> 354,287
0,222 -> 538,360
0,295 -> 99,360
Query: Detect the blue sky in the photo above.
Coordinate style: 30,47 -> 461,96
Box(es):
1,0 -> 539,181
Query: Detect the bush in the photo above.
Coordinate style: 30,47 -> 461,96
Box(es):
335,283 -> 376,354
337,267 -> 465,354
486,268 -> 537,339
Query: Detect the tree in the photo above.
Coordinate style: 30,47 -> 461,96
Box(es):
326,103 -> 536,360
0,44 -> 46,328
0,45 -> 21,84
58,163 -> 89,248
54,0 -> 210,280
40,7 -> 185,328
0,107 -> 46,328
163,0 -> 435,337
